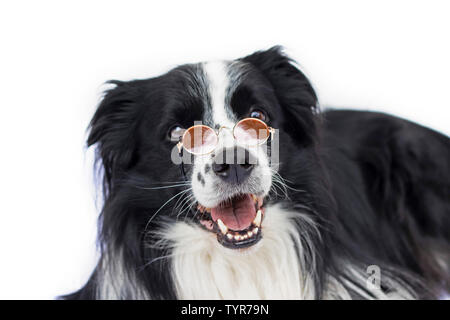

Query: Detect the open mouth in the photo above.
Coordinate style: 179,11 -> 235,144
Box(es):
197,194 -> 265,249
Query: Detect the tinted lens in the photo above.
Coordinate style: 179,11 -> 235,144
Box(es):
234,118 -> 270,145
182,125 -> 218,154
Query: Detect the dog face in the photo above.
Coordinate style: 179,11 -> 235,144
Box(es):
88,47 -> 318,250
178,60 -> 279,249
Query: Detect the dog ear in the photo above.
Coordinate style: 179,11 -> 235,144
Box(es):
87,80 -> 142,195
241,46 -> 319,146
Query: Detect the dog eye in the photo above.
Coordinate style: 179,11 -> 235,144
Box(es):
169,125 -> 185,142
249,109 -> 267,122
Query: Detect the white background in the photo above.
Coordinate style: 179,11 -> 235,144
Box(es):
0,1 -> 448,299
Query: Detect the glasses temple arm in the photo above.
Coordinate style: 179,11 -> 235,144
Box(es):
269,127 -> 275,141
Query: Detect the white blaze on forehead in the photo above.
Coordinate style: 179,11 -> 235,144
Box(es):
202,61 -> 235,128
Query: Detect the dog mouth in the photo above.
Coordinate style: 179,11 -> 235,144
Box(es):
196,194 -> 265,249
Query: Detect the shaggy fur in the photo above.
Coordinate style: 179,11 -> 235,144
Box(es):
65,47 -> 449,300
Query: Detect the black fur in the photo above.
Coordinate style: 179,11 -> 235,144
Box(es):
64,47 -> 449,299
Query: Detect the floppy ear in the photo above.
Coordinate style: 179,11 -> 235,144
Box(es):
87,80 -> 143,195
241,46 -> 319,146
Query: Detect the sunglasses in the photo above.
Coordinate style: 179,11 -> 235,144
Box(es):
176,118 -> 275,155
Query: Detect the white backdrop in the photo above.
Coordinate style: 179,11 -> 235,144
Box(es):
0,1 -> 448,299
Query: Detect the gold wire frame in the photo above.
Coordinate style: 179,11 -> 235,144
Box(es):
177,118 -> 275,155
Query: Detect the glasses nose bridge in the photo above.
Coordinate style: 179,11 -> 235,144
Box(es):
217,125 -> 233,134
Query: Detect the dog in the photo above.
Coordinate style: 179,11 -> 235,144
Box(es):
65,47 -> 449,299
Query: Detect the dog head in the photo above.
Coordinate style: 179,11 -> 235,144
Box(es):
88,47 -> 318,250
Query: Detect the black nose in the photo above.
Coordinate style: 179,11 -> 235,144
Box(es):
212,147 -> 254,184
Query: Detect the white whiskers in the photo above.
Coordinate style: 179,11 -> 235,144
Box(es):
144,187 -> 192,232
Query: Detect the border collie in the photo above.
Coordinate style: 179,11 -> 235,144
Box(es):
66,47 -> 449,300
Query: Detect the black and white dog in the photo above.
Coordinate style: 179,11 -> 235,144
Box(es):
66,47 -> 449,300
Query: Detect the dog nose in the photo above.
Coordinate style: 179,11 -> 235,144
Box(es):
212,147 -> 254,184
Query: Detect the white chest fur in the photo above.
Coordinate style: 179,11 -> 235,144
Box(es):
161,204 -> 317,299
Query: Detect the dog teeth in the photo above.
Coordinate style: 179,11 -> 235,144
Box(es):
217,219 -> 228,234
253,209 -> 262,227
221,220 -> 261,243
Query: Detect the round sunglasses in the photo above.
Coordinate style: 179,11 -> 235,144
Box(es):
176,118 -> 275,155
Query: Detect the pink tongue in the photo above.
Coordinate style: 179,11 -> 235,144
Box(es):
211,194 -> 256,231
